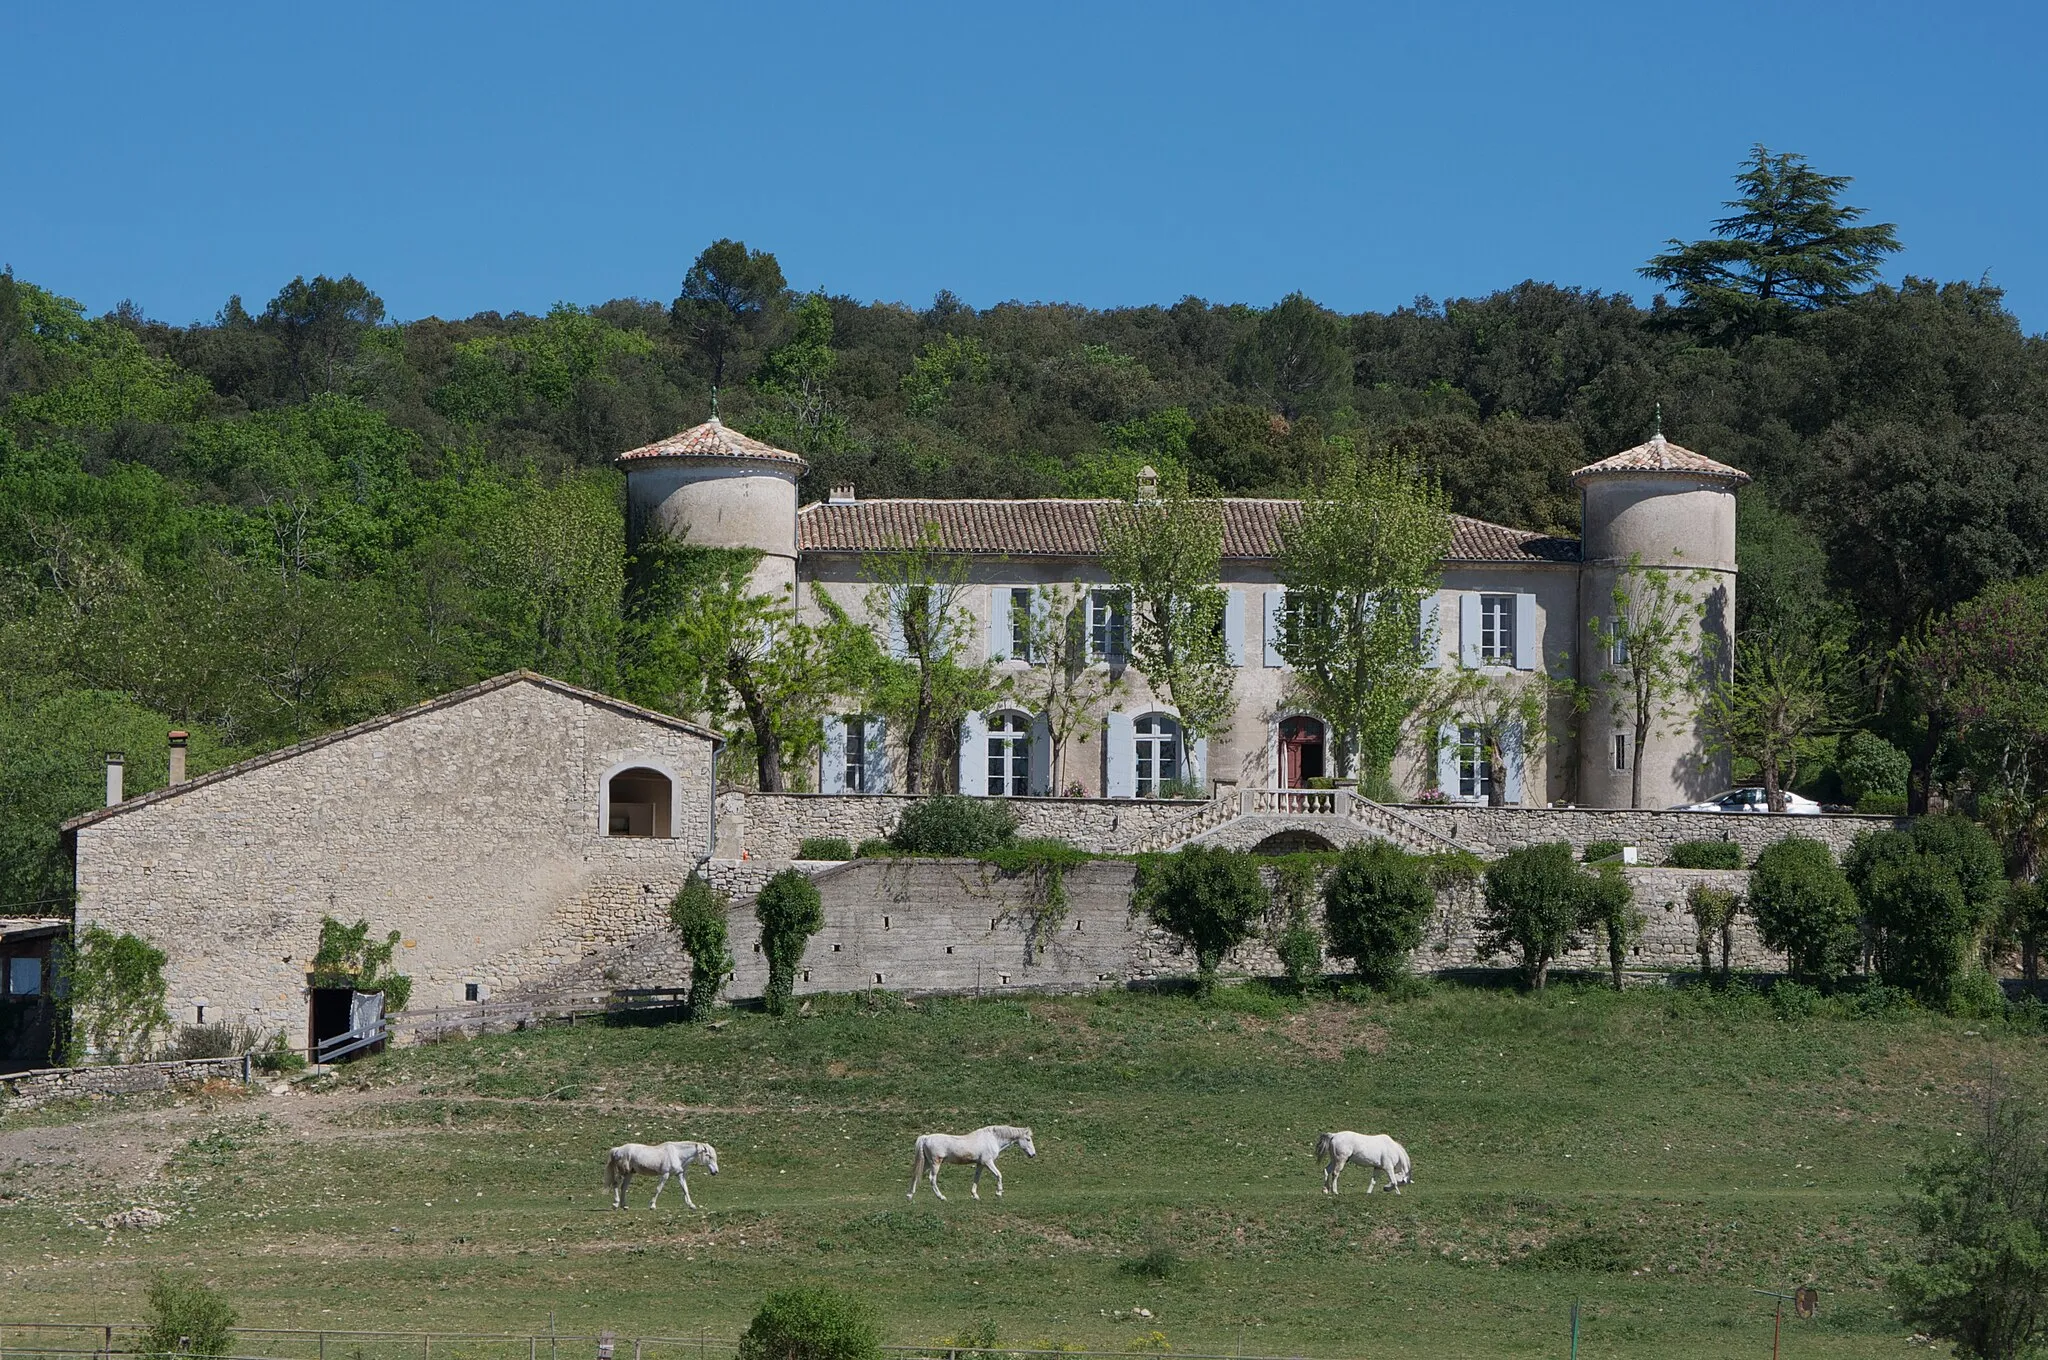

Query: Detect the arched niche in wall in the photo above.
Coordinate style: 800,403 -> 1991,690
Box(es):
598,759 -> 681,839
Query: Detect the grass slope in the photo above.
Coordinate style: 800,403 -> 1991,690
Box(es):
1,983 -> 2031,1358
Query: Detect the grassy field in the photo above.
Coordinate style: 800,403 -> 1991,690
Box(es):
0,981 -> 2034,1358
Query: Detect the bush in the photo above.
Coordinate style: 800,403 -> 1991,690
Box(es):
1138,845 -> 1265,997
1688,883 -> 1742,983
140,1272 -> 236,1358
797,837 -> 854,861
1269,861 -> 1323,993
58,926 -> 170,1064
1948,968 -> 2007,1021
736,1287 -> 881,1360
854,837 -> 893,858
165,1020 -> 265,1060
252,1030 -> 306,1074
1768,980 -> 1820,1021
1321,843 -> 1433,988
889,795 -> 1017,856
1585,865 -> 1642,991
1748,837 -> 1860,985
1582,840 -> 1625,864
755,870 -> 825,1016
308,917 -> 412,1012
1837,730 -> 1910,805
1849,818 -> 2008,1007
1857,792 -> 1909,815
1477,843 -> 1591,991
669,874 -> 734,1020
1667,839 -> 1743,869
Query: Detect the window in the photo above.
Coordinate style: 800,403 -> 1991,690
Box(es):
1010,588 -> 1034,663
1457,724 -> 1493,800
1614,733 -> 1630,771
606,767 -> 673,838
1479,594 -> 1516,663
1134,714 -> 1182,797
1089,590 -> 1128,661
1611,621 -> 1629,666
464,982 -> 480,1002
986,712 -> 1031,796
845,716 -> 869,793
8,956 -> 42,996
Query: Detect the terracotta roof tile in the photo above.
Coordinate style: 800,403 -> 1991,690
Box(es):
616,419 -> 806,468
797,499 -> 1578,564
1570,434 -> 1749,487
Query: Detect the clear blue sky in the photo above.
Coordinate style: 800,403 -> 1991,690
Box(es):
6,1 -> 2043,330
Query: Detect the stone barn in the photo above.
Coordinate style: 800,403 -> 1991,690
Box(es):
66,673 -> 720,1055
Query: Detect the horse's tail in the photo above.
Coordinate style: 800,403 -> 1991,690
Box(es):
1315,1132 -> 1333,1161
908,1137 -> 927,1192
603,1148 -> 623,1189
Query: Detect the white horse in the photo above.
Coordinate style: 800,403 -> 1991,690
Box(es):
907,1125 -> 1036,1200
1317,1131 -> 1411,1195
605,1140 -> 719,1210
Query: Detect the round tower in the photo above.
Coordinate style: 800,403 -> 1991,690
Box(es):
1571,432 -> 1749,810
617,419 -> 806,597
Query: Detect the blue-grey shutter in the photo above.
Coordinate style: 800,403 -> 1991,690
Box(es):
1223,589 -> 1246,666
820,716 -> 847,794
1501,720 -> 1526,804
1436,720 -> 1461,797
886,590 -> 907,660
866,717 -> 892,794
958,712 -> 988,796
1104,711 -> 1137,798
1458,592 -> 1482,668
988,586 -> 1012,662
1263,588 -> 1287,667
1028,712 -> 1053,795
1514,592 -> 1538,671
1188,735 -> 1208,790
1419,592 -> 1442,669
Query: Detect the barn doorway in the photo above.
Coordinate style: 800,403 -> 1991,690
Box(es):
1279,717 -> 1326,788
606,767 -> 673,838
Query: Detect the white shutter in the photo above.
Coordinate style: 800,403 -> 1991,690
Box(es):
988,586 -> 1012,662
1436,720 -> 1461,797
1104,711 -> 1137,798
820,716 -> 847,794
867,717 -> 892,794
1263,588 -> 1287,667
958,712 -> 988,796
1028,712 -> 1053,796
1514,592 -> 1538,671
1419,592 -> 1442,669
1223,588 -> 1246,667
1458,591 -> 1482,668
1501,720 -> 1527,804
1188,735 -> 1208,790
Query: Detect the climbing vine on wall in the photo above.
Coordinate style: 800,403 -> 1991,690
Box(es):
309,917 -> 414,1011
58,926 -> 171,1064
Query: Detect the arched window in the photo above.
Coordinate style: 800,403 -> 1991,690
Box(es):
606,766 -> 674,838
1134,713 -> 1181,797
986,712 -> 1031,797
1278,715 -> 1327,789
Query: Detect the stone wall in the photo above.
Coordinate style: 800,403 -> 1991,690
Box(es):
1396,804 -> 1902,864
721,792 -> 1224,859
1,1055 -> 250,1111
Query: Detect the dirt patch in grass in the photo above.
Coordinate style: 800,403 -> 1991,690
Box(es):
1241,1005 -> 1389,1061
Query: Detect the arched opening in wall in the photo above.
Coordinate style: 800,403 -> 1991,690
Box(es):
1252,830 -> 1336,855
1278,716 -> 1326,788
606,767 -> 674,838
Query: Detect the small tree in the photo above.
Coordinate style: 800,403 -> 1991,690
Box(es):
58,927 -> 170,1064
737,1287 -> 882,1360
1477,843 -> 1590,990
1706,636 -> 1834,813
668,875 -> 733,1020
1321,842 -> 1434,987
857,527 -> 998,793
755,870 -> 824,1016
1585,865 -> 1642,991
309,917 -> 413,1012
1748,837 -> 1860,985
1588,554 -> 1714,808
1837,730 -> 1911,806
1009,582 -> 1121,793
1891,1089 -> 2048,1360
1139,845 -> 1265,997
1687,882 -> 1742,985
140,1272 -> 237,1359
1102,470 -> 1235,747
1270,860 -> 1324,993
1419,670 -> 1553,807
1850,818 -> 2008,1006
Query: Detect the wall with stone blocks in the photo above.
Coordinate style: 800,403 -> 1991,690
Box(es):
720,792 -> 1221,859
1396,804 -> 1903,864
1,1055 -> 249,1111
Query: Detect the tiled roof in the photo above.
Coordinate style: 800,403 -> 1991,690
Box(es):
1570,434 -> 1749,487
797,499 -> 1579,564
616,419 -> 807,469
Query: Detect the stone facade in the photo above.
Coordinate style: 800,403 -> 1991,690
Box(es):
720,792 -> 1225,860
1396,803 -> 1904,864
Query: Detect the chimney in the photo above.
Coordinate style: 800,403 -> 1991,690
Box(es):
1136,464 -> 1159,502
168,730 -> 189,785
828,483 -> 857,505
105,752 -> 125,807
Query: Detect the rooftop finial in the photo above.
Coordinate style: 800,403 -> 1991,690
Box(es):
1653,402 -> 1663,439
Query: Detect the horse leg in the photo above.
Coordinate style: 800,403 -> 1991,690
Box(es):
1365,1165 -> 1379,1194
908,1149 -> 923,1200
1323,1159 -> 1338,1194
679,1169 -> 696,1211
931,1158 -> 947,1201
649,1170 -> 669,1209
969,1162 -> 982,1201
613,1169 -> 629,1210
990,1159 -> 1004,1198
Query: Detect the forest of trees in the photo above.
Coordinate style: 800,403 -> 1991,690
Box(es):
4,147 -> 2046,912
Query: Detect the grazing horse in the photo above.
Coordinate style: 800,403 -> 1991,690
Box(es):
605,1140 -> 719,1210
1316,1131 -> 1411,1195
907,1125 -> 1036,1201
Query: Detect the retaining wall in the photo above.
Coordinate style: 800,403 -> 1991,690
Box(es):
720,792 -> 1222,859
0,1055 -> 250,1111
1396,804 -> 1902,864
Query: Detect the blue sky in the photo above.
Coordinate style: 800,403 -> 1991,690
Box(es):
5,1 -> 2043,329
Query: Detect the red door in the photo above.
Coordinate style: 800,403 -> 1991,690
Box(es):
1279,717 -> 1325,788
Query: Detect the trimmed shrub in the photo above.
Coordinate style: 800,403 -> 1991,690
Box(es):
1478,842 -> 1589,990
1585,865 -> 1641,991
854,837 -> 893,858
1749,837 -> 1860,985
141,1272 -> 236,1359
1837,730 -> 1910,805
1848,817 -> 2008,1007
1667,839 -> 1743,869
669,874 -> 734,1020
736,1287 -> 881,1360
1138,845 -> 1265,997
797,837 -> 854,861
1857,793 -> 1909,816
755,870 -> 824,1016
1687,883 -> 1742,983
1270,861 -> 1323,993
1321,842 -> 1434,988
1582,840 -> 1626,864
889,795 -> 1017,856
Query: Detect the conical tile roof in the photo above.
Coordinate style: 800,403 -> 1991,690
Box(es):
616,418 -> 806,469
1570,434 -> 1749,487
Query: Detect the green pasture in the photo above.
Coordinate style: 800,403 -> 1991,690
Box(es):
1,982 -> 2032,1358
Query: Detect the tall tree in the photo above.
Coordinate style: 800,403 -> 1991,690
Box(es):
855,527 -> 996,794
1101,469 -> 1234,751
1419,670 -> 1556,808
671,239 -> 787,391
1278,450 -> 1451,794
1706,638 -> 1835,812
1229,293 -> 1350,418
1641,145 -> 1901,339
1588,556 -> 1714,808
258,275 -> 386,400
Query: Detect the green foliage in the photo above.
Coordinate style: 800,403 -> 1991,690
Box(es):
1666,840 -> 1744,869
854,837 -> 892,859
755,870 -> 825,1017
1101,470 -> 1234,742
1589,556 -> 1714,809
669,875 -> 734,1021
736,1286 -> 881,1360
140,1271 -> 237,1358
671,238 -> 786,389
1584,865 -> 1642,990
1687,883 -> 1742,983
1137,845 -> 1265,996
1849,817 -> 2008,1006
797,838 -> 854,861
1320,842 -> 1433,987
1582,840 -> 1625,863
58,926 -> 170,1064
1891,1093 -> 2048,1360
309,917 -> 412,1012
1859,792 -> 1909,815
1837,730 -> 1911,804
889,795 -> 1017,856
1477,843 -> 1598,990
1270,860 -> 1323,993
1749,837 -> 1860,985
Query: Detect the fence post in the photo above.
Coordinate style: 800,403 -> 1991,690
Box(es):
319,1333 -> 325,1360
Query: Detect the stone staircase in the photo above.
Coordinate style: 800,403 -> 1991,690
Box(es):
1133,788 -> 1479,857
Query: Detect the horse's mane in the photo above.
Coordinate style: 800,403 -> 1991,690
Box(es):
986,1124 -> 1032,1139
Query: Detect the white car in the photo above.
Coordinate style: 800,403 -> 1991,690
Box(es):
1676,787 -> 1823,815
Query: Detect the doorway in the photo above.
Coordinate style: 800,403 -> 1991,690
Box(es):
1279,716 -> 1326,788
